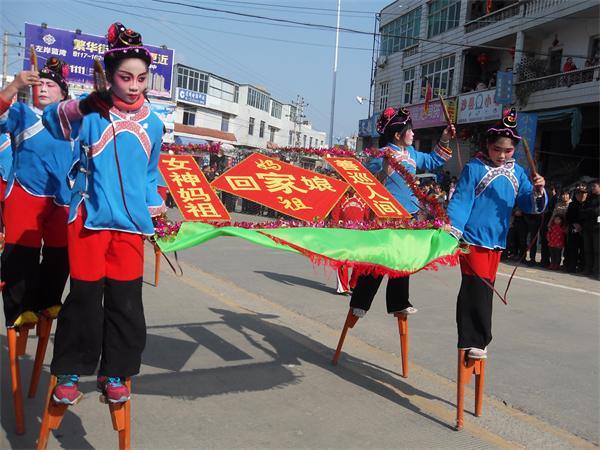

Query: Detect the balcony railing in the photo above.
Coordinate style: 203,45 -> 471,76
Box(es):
514,65 -> 599,104
464,2 -> 522,33
524,0 -> 568,17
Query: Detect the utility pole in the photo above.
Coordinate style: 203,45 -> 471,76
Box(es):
328,0 -> 341,148
290,94 -> 307,148
2,31 -> 24,89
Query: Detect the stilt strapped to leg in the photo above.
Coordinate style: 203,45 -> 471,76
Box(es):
7,313 -> 56,434
394,313 -> 409,378
154,243 -> 161,287
332,309 -> 360,365
456,349 -> 486,430
28,316 -> 54,398
37,376 -> 132,450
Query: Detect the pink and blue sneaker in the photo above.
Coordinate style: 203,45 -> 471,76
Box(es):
97,376 -> 130,403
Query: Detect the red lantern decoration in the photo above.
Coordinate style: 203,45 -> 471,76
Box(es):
477,53 -> 489,66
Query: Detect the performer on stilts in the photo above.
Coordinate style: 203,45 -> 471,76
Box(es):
42,22 -> 166,404
330,188 -> 369,295
349,107 -> 455,319
0,58 -> 72,329
446,108 -> 546,359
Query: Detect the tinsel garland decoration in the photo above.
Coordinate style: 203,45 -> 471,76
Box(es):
161,142 -> 222,154
364,147 -> 449,223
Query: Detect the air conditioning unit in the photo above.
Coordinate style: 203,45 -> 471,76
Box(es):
376,55 -> 388,68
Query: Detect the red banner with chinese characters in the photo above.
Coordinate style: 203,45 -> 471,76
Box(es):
325,157 -> 410,219
211,152 -> 348,221
159,154 -> 230,222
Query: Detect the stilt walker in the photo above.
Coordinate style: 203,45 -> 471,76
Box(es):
333,106 -> 455,377
446,108 -> 546,429
38,22 -> 165,448
0,58 -> 73,434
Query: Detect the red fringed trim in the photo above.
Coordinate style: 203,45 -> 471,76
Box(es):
260,231 -> 460,278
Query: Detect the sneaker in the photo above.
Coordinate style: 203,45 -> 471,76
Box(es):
52,375 -> 83,405
393,306 -> 418,316
351,307 -> 367,318
467,347 -> 487,359
97,376 -> 130,403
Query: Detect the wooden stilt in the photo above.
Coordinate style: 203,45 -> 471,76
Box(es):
108,379 -> 132,450
395,314 -> 409,378
7,327 -> 25,435
37,377 -> 132,450
456,349 -> 486,430
154,244 -> 161,287
332,309 -> 360,365
36,375 -> 68,450
28,316 -> 53,398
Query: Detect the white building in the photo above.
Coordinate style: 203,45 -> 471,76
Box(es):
172,63 -> 326,152
361,0 -> 599,180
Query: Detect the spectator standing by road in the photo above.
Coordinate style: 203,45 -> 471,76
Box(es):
546,215 -> 567,270
581,181 -> 599,279
564,185 -> 587,272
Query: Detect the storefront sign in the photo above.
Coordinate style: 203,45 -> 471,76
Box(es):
211,153 -> 348,221
24,23 -> 174,98
176,87 -> 207,106
159,154 -> 230,221
457,89 -> 503,124
325,157 -> 410,219
495,71 -> 513,105
406,99 -> 456,129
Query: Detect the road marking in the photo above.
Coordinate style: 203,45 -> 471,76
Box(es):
154,258 -> 597,449
496,272 -> 600,296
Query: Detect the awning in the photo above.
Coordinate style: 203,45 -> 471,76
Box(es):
174,136 -> 209,145
537,107 -> 582,148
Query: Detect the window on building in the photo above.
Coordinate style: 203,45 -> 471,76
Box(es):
289,130 -> 294,145
380,7 -> 421,57
428,0 -> 461,37
269,126 -> 277,142
303,135 -> 307,147
378,81 -> 389,111
288,105 -> 297,122
209,77 -> 238,102
421,54 -> 455,98
271,100 -> 282,119
248,117 -> 255,135
221,113 -> 230,132
247,87 -> 270,112
403,67 -> 415,104
177,66 -> 209,93
309,137 -> 313,147
259,121 -> 265,138
182,106 -> 196,126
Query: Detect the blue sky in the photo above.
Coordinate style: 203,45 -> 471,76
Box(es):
1,0 -> 392,141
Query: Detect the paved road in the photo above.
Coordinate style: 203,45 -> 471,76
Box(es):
1,212 -> 598,449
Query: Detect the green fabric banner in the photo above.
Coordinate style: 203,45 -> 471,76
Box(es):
156,223 -> 461,276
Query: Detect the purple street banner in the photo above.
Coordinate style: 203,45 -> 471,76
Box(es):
23,23 -> 174,98
406,99 -> 456,129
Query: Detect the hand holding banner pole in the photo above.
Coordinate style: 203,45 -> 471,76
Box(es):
439,94 -> 462,170
30,46 -> 39,108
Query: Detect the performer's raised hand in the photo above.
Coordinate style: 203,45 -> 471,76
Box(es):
532,173 -> 545,193
78,91 -> 113,120
15,70 -> 41,89
440,124 -> 456,142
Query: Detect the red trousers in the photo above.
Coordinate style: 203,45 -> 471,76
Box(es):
68,207 -> 144,281
3,182 -> 68,247
459,245 -> 501,282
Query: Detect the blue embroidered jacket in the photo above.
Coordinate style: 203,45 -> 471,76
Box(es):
43,100 -> 166,235
0,134 -> 13,184
0,102 -> 73,205
367,143 -> 451,214
447,153 -> 547,249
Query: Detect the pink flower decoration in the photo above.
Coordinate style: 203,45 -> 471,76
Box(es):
107,23 -> 119,45
382,107 -> 396,119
